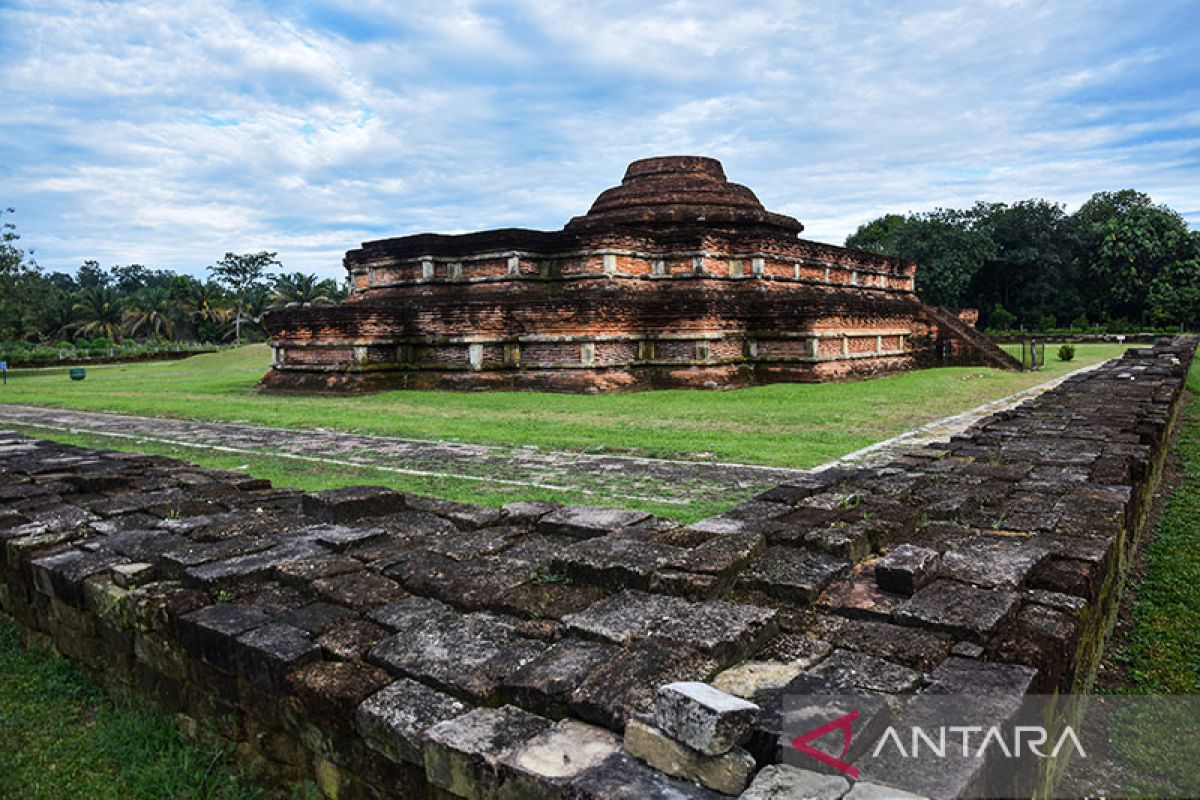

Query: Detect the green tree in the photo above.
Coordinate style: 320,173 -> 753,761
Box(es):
208,251 -> 279,344
72,286 -> 124,341
871,207 -> 996,308
75,259 -> 109,290
971,199 -> 1081,328
174,278 -> 232,342
1073,190 -> 1195,324
845,214 -> 907,253
32,290 -> 77,341
1148,243 -> 1200,328
123,287 -> 176,340
270,272 -> 342,308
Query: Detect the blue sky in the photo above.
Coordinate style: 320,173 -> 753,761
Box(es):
2,0 -> 1198,278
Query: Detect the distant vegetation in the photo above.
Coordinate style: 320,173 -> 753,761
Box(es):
846,189 -> 1200,332
0,208 -> 346,350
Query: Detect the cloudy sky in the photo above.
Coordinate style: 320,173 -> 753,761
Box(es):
2,0 -> 1198,278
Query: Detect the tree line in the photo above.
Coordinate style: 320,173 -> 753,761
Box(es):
845,189 -> 1200,331
0,208 -> 346,346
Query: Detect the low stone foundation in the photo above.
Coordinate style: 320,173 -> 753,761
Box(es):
0,338 -> 1193,798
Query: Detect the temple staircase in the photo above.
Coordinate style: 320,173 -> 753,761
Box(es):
924,305 -> 1024,371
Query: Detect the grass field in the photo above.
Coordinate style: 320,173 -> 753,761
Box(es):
0,343 -> 1126,468
0,615 -> 266,800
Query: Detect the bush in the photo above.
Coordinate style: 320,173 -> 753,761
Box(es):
1058,344 -> 1076,362
1038,314 -> 1057,332
1070,313 -> 1089,330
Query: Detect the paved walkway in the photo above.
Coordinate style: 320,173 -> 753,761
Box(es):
0,361 -> 1108,507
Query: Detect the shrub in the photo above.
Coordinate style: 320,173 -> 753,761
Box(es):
1070,313 -> 1089,330
1058,343 -> 1076,362
1038,314 -> 1057,332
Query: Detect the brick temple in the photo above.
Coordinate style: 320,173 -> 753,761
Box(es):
262,156 -> 1016,392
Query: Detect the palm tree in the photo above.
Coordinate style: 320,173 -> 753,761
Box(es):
32,291 -> 77,341
183,280 -> 232,325
72,286 -> 124,341
270,272 -> 341,308
123,287 -> 176,340
169,279 -> 232,344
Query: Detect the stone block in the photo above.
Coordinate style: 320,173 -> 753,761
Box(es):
502,639 -> 619,718
939,536 -> 1048,589
924,655 -> 1038,696
317,618 -> 389,661
747,674 -> 890,774
809,649 -> 920,693
570,641 -> 716,731
306,523 -> 386,551
287,660 -> 391,733
183,541 -> 321,588
311,570 -> 406,611
388,550 -> 531,611
276,601 -> 354,635
502,500 -> 562,524
368,599 -> 548,703
623,718 -> 755,796
894,580 -> 1019,643
112,561 -> 157,589
803,523 -> 872,561
30,548 -> 124,607
821,618 -> 952,671
422,705 -> 551,799
740,764 -> 849,800
843,781 -> 927,799
874,544 -> 939,596
564,751 -> 723,799
536,506 -> 651,539
177,603 -> 271,672
302,485 -> 406,523
235,622 -> 321,692
662,532 -> 765,576
274,553 -> 363,586
563,590 -> 776,664
552,537 -> 680,590
404,494 -> 505,529
425,525 -> 525,561
497,719 -> 622,800
652,681 -> 759,756
712,662 -> 810,701
357,677 -> 471,764
738,546 -> 849,603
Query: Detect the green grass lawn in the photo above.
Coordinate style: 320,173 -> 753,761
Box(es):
0,343 -> 1126,468
0,615 -> 262,800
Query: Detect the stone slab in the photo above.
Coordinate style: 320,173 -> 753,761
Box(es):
652,681 -> 759,756
357,677 -> 471,764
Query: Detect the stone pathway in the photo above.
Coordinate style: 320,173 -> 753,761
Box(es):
0,360 -> 1109,508
0,404 -> 803,507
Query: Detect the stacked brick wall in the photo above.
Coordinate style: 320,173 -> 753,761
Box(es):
1,339 -> 1193,798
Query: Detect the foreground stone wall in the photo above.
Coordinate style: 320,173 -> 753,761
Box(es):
0,338 -> 1193,799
